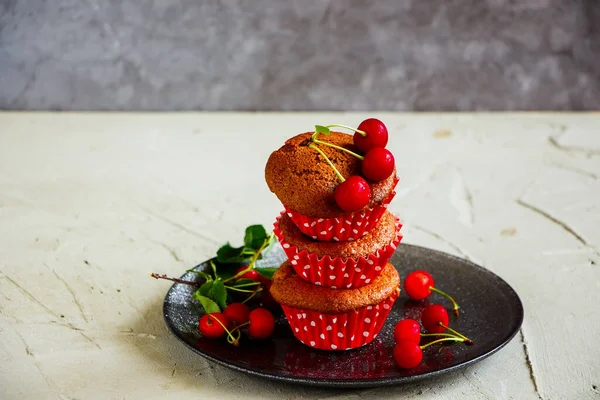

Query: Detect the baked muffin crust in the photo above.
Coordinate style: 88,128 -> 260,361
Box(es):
265,131 -> 397,217
270,261 -> 400,313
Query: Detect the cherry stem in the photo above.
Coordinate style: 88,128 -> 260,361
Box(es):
230,321 -> 250,333
223,233 -> 274,284
229,282 -> 262,289
227,329 -> 241,345
149,273 -> 200,286
430,286 -> 461,316
438,322 -> 473,345
420,337 -> 464,350
308,143 -> 345,183
241,290 -> 259,304
326,124 -> 367,137
226,286 -> 263,294
312,138 -> 364,160
420,333 -> 462,339
249,232 -> 274,267
224,267 -> 251,284
208,314 -> 239,346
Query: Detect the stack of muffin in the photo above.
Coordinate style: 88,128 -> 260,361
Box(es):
266,130 -> 402,351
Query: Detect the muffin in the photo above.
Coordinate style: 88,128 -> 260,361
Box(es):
270,261 -> 400,350
274,210 -> 403,288
265,131 -> 398,241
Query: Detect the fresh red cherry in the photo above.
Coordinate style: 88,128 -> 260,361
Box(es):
405,270 -> 461,315
235,266 -> 258,280
393,340 -> 423,369
198,312 -> 231,339
421,304 -> 449,334
393,318 -> 421,344
334,175 -> 371,212
361,148 -> 395,181
404,270 -> 434,300
248,308 -> 275,339
354,118 -> 388,153
223,302 -> 250,326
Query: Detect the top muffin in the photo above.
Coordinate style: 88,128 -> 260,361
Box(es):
265,131 -> 397,218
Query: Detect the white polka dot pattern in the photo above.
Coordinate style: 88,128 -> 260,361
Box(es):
282,178 -> 398,241
281,291 -> 398,351
274,212 -> 403,288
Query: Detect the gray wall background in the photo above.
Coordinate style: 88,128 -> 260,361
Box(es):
1,0 -> 599,111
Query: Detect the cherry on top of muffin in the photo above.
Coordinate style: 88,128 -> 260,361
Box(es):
309,122 -> 394,212
265,131 -> 397,218
265,119 -> 397,217
310,120 -> 395,212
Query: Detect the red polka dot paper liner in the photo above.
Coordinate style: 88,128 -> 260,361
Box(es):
283,177 -> 399,242
281,290 -> 399,351
273,213 -> 403,289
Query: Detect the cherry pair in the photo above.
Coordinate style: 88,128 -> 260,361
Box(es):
351,118 -> 395,182
198,303 -> 275,344
393,304 -> 473,369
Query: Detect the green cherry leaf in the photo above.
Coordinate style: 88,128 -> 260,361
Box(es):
211,279 -> 227,310
254,267 -> 278,279
315,125 -> 331,135
198,280 -> 227,310
244,225 -> 268,251
216,243 -> 246,263
198,281 -> 214,297
192,292 -> 221,313
215,267 -> 236,281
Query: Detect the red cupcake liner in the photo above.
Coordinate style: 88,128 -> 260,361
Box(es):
284,177 -> 399,242
281,290 -> 399,351
274,213 -> 403,289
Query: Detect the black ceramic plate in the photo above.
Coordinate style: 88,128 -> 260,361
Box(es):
163,243 -> 523,388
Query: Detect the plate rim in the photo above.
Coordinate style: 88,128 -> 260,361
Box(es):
162,243 -> 524,388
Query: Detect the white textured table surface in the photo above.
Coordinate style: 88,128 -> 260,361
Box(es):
1,113 -> 599,400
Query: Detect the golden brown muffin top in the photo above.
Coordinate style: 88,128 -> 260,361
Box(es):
270,261 -> 400,313
265,131 -> 397,218
277,210 -> 398,260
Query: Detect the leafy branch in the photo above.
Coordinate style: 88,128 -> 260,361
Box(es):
151,224 -> 277,314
